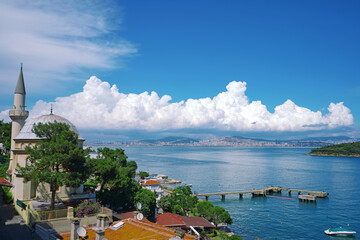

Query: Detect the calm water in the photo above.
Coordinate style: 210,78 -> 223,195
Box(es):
121,146 -> 360,240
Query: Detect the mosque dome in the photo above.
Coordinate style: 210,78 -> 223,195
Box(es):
14,114 -> 82,140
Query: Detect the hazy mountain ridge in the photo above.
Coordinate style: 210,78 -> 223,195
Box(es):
88,136 -> 359,147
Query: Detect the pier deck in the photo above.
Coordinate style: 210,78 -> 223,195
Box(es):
298,194 -> 316,202
195,186 -> 328,201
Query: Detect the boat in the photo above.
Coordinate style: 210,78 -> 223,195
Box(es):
324,227 -> 356,236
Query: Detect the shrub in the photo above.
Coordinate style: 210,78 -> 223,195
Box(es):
2,186 -> 13,203
74,200 -> 100,218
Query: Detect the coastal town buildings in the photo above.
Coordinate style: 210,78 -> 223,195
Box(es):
141,179 -> 164,201
58,217 -> 198,240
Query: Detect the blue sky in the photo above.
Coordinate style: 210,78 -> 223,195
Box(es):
0,0 -> 359,141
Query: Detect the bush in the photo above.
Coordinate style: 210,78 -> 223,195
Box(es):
74,200 -> 100,218
2,186 -> 13,203
229,235 -> 243,240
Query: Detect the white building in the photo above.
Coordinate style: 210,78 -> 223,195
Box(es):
7,66 -> 88,212
141,179 -> 164,201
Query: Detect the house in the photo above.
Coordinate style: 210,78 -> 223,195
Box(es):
58,216 -> 198,240
156,212 -> 215,233
141,179 -> 164,201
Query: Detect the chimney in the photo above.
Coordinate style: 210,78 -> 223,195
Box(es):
93,214 -> 109,240
70,218 -> 80,240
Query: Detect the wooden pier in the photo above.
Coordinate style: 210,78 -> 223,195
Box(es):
195,186 -> 328,202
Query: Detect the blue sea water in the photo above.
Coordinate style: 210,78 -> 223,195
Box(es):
121,146 -> 360,240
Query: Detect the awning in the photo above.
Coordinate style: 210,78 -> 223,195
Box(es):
0,177 -> 12,187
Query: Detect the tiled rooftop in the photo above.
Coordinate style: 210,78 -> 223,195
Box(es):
59,218 -> 197,240
141,180 -> 162,185
156,212 -> 215,229
0,177 -> 12,187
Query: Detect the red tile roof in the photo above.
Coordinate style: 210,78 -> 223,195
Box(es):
156,212 -> 185,227
113,211 -> 140,221
156,213 -> 215,229
181,216 -> 215,228
141,180 -> 162,186
0,177 -> 12,187
59,218 -> 197,240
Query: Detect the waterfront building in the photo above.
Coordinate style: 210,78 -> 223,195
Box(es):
156,212 -> 215,234
141,179 -> 164,201
7,66 -> 88,215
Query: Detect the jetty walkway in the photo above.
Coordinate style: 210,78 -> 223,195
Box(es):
195,186 -> 328,202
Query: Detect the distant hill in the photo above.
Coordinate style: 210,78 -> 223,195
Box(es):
138,136 -> 199,145
89,135 -> 358,148
308,141 -> 360,157
222,136 -> 273,142
301,136 -> 357,142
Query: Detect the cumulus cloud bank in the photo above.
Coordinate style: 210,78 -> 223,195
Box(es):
29,76 -> 354,132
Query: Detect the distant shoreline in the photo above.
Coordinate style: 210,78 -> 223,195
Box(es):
307,153 -> 360,157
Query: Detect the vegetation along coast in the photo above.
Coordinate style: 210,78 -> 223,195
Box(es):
308,142 -> 360,157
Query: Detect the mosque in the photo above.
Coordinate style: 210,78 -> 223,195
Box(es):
8,66 -> 87,206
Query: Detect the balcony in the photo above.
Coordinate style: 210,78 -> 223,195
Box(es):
9,109 -> 29,118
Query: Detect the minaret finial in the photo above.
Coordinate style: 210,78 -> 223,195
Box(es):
50,104 -> 53,115
20,62 -> 23,70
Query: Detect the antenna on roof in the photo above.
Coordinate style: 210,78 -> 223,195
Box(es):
136,212 -> 143,221
77,227 -> 87,237
50,104 -> 53,115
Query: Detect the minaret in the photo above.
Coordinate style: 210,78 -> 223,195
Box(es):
8,64 -> 29,173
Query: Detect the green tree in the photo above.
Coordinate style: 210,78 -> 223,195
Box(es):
139,171 -> 149,179
195,200 -> 232,227
195,200 -> 214,220
98,181 -> 140,210
87,147 -> 139,210
18,122 -> 89,213
134,188 -> 156,219
158,186 -> 198,216
229,235 -> 243,240
0,120 -> 11,178
211,206 -> 233,227
87,147 -> 129,192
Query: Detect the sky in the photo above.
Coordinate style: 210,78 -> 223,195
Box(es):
0,0 -> 359,141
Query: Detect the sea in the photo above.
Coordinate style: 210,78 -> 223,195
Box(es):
119,146 -> 359,240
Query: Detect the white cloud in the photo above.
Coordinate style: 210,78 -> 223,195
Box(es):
0,0 -> 137,93
29,76 -> 354,132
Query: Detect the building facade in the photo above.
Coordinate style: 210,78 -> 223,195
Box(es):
8,66 -> 86,204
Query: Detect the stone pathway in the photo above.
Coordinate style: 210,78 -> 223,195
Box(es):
0,188 -> 34,240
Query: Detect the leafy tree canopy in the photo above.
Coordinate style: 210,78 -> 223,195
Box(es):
134,188 -> 156,219
139,171 -> 149,179
158,186 -> 198,216
0,120 -> 11,154
18,121 -> 89,211
309,142 -> 360,156
87,147 -> 136,191
0,120 -> 11,178
195,200 -> 233,227
87,147 -> 139,210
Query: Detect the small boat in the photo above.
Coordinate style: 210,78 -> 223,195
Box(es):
324,227 -> 356,236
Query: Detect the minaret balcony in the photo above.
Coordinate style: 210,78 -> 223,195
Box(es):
9,109 -> 29,118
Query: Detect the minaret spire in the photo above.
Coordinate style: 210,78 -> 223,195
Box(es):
8,64 -> 29,175
15,63 -> 26,95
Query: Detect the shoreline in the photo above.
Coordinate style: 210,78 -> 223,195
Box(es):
307,153 -> 360,157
